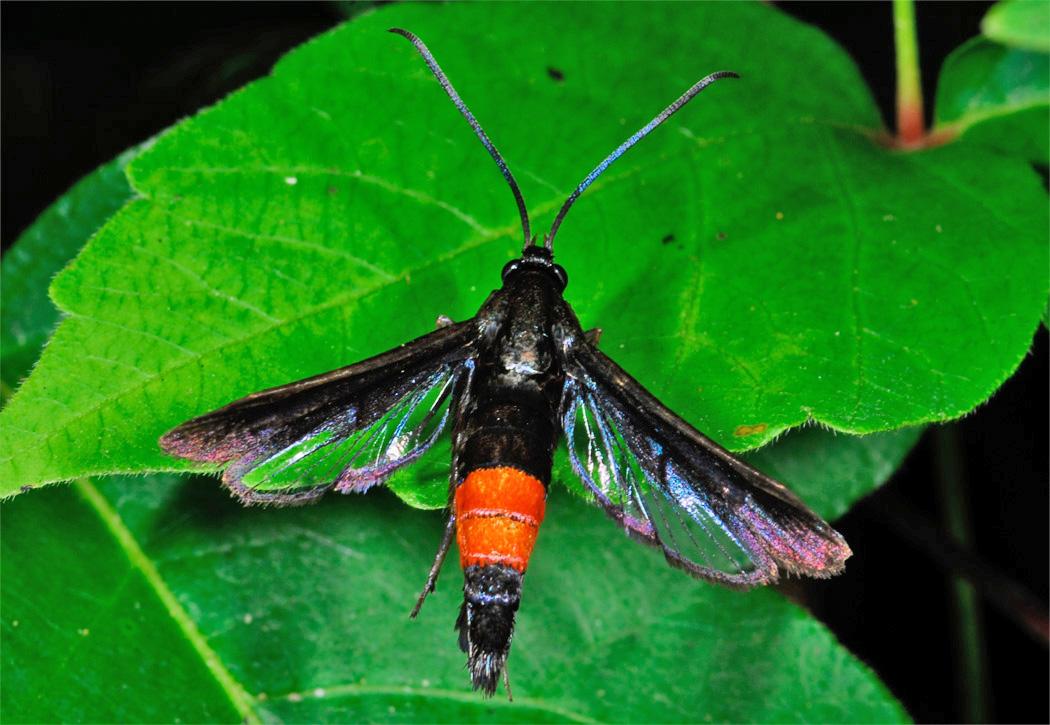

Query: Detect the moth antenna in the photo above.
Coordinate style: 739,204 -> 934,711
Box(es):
390,28 -> 532,249
545,70 -> 739,251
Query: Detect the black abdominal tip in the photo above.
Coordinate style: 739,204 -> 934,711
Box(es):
468,650 -> 506,697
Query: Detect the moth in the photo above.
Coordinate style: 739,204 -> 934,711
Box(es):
161,28 -> 851,697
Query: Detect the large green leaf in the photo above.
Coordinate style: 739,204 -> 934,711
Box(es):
2,477 -> 908,723
4,6 -> 980,718
981,0 -> 1050,53
0,139 -> 919,720
0,152 -> 924,725
0,4 -> 1044,495
933,36 -> 1049,161
0,6 -> 1043,496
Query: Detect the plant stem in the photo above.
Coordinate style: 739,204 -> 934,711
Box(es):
893,0 -> 925,146
933,426 -> 989,723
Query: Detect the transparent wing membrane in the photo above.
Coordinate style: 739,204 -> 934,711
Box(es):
655,459 -> 760,576
161,319 -> 479,506
564,385 -> 765,582
561,344 -> 851,586
225,363 -> 468,504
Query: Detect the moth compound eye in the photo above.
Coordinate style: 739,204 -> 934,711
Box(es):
553,264 -> 568,290
501,259 -> 522,282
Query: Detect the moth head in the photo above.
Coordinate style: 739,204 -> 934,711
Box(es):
501,244 -> 568,292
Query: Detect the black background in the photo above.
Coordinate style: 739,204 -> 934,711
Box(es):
3,3 -> 1047,722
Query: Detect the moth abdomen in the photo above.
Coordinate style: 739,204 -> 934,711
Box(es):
454,466 -> 542,695
455,466 -> 546,572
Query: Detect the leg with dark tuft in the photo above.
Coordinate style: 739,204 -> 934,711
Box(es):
455,564 -> 522,696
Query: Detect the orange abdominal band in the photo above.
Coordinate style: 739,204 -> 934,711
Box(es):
455,466 -> 547,572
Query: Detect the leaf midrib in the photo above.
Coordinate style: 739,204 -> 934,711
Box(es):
74,478 -> 258,724
265,682 -> 599,723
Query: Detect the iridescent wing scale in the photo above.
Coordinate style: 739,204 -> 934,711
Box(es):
161,320 -> 478,505
562,343 -> 851,587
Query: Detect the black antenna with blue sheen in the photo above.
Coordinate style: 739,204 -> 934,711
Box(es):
545,70 -> 739,251
390,28 -> 533,249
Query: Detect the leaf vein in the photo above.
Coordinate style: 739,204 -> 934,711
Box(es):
131,245 -> 281,324
266,682 -> 598,723
155,165 -> 495,235
74,479 -> 260,723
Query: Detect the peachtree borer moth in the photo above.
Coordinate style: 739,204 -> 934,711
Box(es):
161,29 -> 850,697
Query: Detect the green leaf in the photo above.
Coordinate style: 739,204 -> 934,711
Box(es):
982,0 -> 1050,53
2,478 -> 907,722
744,425 -> 923,520
1,480 -> 244,723
2,146 -> 917,717
934,36 -> 1050,160
0,146 -> 143,392
0,165 -> 918,725
1,3 -> 1045,499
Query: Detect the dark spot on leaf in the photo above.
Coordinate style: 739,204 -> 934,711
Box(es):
326,185 -> 339,195
19,484 -> 33,493
547,66 -> 565,82
733,423 -> 768,437
661,233 -> 675,245
716,231 -> 727,241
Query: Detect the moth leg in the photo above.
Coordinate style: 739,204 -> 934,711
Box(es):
585,327 -> 603,346
435,314 -> 455,329
502,662 -> 513,702
410,511 -> 457,618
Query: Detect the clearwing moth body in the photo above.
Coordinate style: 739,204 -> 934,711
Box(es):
161,28 -> 851,697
